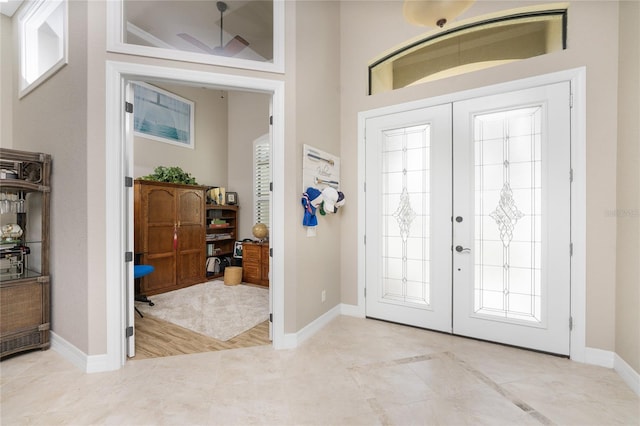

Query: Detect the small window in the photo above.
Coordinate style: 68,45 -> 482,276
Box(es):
107,0 -> 284,74
369,9 -> 567,95
253,135 -> 270,227
18,0 -> 68,98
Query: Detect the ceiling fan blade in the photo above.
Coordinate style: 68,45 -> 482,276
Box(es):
221,35 -> 249,57
177,33 -> 216,54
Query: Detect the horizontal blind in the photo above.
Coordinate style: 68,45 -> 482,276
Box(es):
254,139 -> 270,227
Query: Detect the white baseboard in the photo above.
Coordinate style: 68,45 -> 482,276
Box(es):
584,346 -> 615,368
615,353 -> 640,396
583,347 -> 639,396
340,303 -> 364,318
50,332 -> 111,373
282,304 -> 342,349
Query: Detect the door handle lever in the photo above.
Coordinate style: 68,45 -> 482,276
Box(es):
455,245 -> 471,253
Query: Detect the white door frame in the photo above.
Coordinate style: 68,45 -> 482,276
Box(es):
105,60 -> 285,370
357,68 -> 587,361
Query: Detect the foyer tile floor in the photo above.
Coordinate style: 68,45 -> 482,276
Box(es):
1,316 -> 638,425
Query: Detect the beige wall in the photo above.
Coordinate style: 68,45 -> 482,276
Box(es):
1,15 -> 12,147
293,1 -> 342,329
227,91 -> 270,240
10,1 -> 91,351
339,1 -> 621,352
615,0 -> 640,372
133,83 -> 228,186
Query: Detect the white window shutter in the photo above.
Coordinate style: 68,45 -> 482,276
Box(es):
253,137 -> 270,227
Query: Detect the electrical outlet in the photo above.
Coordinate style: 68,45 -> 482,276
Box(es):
321,290 -> 326,302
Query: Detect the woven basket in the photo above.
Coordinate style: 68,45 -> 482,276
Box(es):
224,266 -> 242,286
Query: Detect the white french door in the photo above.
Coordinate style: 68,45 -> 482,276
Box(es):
365,104 -> 453,332
365,82 -> 571,355
452,83 -> 571,354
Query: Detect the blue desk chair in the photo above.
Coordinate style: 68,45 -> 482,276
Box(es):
134,265 -> 155,318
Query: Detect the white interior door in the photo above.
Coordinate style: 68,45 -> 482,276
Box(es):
125,82 -> 136,357
452,82 -> 571,355
365,104 -> 452,332
364,82 -> 572,355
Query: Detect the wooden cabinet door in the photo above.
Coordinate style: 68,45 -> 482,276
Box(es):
176,188 -> 206,286
136,182 -> 206,295
242,242 -> 269,286
242,243 -> 262,284
261,244 -> 270,285
139,185 -> 177,294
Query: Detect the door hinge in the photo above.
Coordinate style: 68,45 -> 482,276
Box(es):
125,251 -> 133,262
270,182 -> 273,192
364,287 -> 366,298
569,93 -> 574,109
125,102 -> 133,113
570,168 -> 574,183
269,248 -> 273,257
126,326 -> 134,337
125,176 -> 133,187
269,115 -> 273,125
269,313 -> 273,323
569,316 -> 573,330
364,235 -> 366,245
570,243 -> 573,257
364,182 -> 366,192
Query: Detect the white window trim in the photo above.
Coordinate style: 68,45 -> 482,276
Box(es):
106,0 -> 285,74
17,0 -> 68,98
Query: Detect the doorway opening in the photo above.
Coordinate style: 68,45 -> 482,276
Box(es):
105,61 -> 285,369
129,81 -> 272,359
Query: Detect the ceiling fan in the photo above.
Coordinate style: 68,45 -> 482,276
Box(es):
177,1 -> 249,57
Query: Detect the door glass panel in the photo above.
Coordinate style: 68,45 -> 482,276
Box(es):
381,125 -> 431,306
474,107 -> 542,323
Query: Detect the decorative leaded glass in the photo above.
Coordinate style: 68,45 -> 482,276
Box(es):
381,125 -> 431,306
474,107 -> 542,322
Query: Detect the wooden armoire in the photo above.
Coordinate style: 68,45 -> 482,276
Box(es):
134,180 -> 207,296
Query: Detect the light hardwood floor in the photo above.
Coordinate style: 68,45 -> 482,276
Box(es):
133,314 -> 270,360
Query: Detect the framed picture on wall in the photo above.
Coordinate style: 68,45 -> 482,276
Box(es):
133,82 -> 195,149
226,192 -> 238,205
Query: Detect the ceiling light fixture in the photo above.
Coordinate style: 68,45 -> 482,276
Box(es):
403,0 -> 475,28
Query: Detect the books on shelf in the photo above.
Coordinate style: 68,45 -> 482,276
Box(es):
210,219 -> 227,228
207,245 -> 223,256
206,233 -> 233,241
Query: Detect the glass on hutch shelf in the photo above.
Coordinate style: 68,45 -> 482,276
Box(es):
0,164 -> 48,282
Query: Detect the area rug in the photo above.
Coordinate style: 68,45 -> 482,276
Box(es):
136,280 -> 269,341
